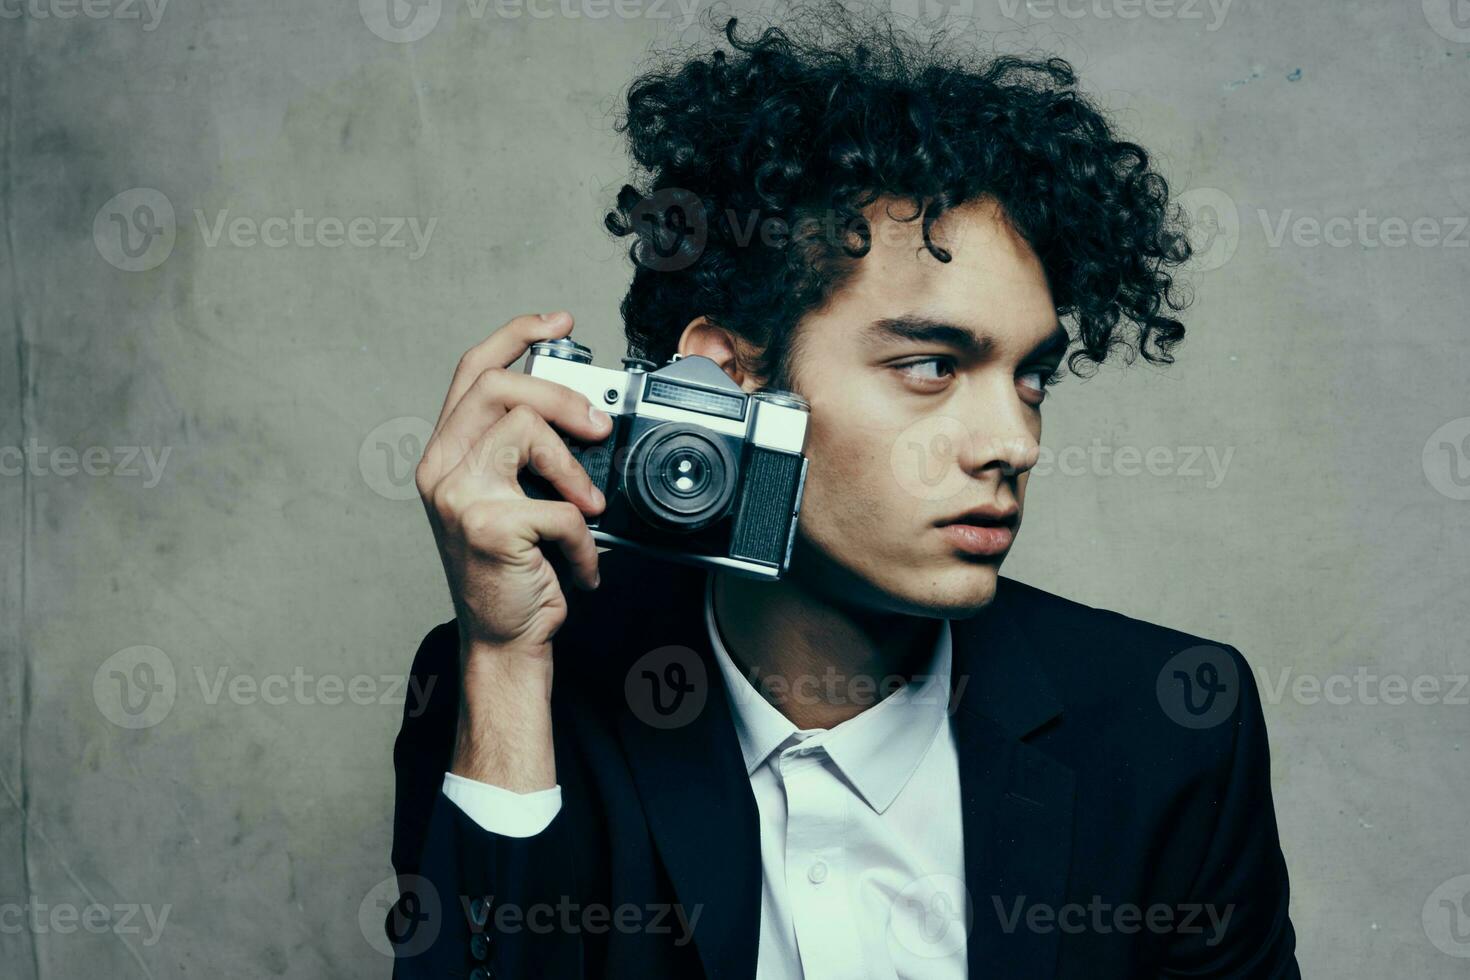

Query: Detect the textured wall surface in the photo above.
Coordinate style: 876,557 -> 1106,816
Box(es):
2,0 -> 1468,976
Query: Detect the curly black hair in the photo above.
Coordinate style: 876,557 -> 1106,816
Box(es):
604,2 -> 1193,393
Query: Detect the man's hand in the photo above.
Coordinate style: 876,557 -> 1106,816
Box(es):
415,311 -> 611,791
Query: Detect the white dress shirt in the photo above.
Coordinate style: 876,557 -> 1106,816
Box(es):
441,575 -> 970,979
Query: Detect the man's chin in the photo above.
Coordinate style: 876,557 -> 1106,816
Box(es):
856,568 -> 1000,619
907,561 -> 1001,618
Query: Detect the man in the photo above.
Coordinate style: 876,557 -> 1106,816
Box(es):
388,10 -> 1299,978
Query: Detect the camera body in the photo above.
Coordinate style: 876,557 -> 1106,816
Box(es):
520,337 -> 812,581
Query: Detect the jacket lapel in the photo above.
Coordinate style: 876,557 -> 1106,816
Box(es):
949,579 -> 1076,979
607,557 -> 762,980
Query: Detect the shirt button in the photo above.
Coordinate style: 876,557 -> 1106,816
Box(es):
807,861 -> 829,884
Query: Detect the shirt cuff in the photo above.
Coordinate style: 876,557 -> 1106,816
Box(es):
440,771 -> 563,838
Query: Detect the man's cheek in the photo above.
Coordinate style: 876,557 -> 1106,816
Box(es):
836,460 -> 893,525
799,464 -> 861,530
801,421 -> 897,518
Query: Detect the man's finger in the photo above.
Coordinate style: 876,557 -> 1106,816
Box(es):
436,404 -> 606,516
419,371 -> 612,495
432,311 -> 576,436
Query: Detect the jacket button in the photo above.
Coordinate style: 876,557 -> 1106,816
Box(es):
471,933 -> 491,960
470,968 -> 494,980
469,896 -> 490,927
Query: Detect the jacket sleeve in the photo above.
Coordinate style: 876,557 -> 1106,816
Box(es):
386,621 -> 585,980
1161,644 -> 1301,978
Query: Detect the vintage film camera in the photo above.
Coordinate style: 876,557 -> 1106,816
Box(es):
519,337 -> 812,581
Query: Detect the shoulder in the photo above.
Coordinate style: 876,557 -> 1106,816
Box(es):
996,573 -> 1240,656
996,574 -> 1258,701
992,575 -> 1270,772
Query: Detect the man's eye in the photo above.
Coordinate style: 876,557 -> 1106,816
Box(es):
895,357 -> 955,382
1018,365 -> 1065,399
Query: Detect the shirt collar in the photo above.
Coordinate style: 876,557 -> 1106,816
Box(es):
704,573 -> 953,814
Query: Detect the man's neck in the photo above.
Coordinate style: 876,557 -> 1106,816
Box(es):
711,568 -> 943,730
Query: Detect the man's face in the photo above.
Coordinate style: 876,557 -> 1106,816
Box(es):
777,195 -> 1066,618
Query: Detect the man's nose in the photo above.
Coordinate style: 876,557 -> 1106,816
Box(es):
956,381 -> 1040,478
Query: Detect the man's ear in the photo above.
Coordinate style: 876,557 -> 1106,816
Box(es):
676,316 -> 763,391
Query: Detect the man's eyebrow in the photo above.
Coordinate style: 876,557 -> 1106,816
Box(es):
1032,322 -> 1072,361
864,314 -> 1071,361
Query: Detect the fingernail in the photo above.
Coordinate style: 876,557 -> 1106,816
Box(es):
592,486 -> 606,509
592,570 -> 601,588
589,405 -> 610,427
539,310 -> 568,324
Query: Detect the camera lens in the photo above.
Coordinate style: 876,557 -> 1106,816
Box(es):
625,424 -> 738,532
662,450 -> 711,496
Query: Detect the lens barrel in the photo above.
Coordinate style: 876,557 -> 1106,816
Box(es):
624,423 -> 738,532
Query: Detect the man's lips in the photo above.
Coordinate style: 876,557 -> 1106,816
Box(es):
936,521 -> 1015,556
934,506 -> 1019,557
935,505 -> 1019,528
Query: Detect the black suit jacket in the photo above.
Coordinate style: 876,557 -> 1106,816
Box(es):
388,547 -> 1300,978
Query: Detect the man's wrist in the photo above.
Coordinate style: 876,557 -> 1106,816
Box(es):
451,643 -> 557,791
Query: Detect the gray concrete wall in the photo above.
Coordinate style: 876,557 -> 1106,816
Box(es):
2,0 -> 1467,975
